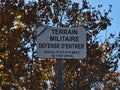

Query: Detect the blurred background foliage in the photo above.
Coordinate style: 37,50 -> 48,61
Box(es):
0,0 -> 120,90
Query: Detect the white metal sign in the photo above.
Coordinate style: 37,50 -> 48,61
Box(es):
37,27 -> 86,59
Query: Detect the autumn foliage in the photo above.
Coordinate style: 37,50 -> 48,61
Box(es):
0,0 -> 120,90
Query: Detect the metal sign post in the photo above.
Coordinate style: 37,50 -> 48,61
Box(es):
57,59 -> 63,90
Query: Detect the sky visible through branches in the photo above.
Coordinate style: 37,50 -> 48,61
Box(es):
73,0 -> 120,71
